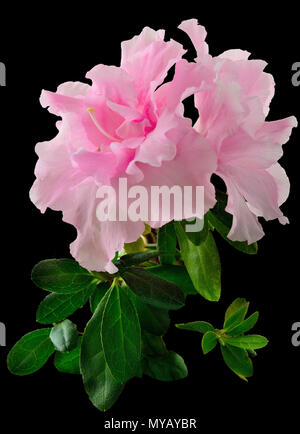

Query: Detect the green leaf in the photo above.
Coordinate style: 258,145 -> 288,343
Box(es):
143,351 -> 188,381
36,282 -> 96,324
221,345 -> 253,377
121,267 -> 185,310
224,298 -> 249,323
202,331 -> 217,354
142,332 -> 167,357
235,373 -> 249,382
224,304 -> 250,330
115,250 -> 159,268
89,281 -> 111,313
54,337 -> 82,374
227,312 -> 259,336
224,335 -> 268,350
146,265 -> 197,295
80,291 -> 124,412
50,319 -> 79,352
174,222 -> 221,301
32,259 -> 97,294
181,217 -> 208,245
101,283 -> 141,383
125,287 -> 170,336
7,329 -> 55,375
124,237 -> 146,254
157,222 -> 177,264
207,191 -> 258,255
176,321 -> 214,333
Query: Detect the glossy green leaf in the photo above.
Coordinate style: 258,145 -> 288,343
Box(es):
101,284 -> 141,383
224,298 -> 249,324
224,335 -> 268,350
32,259 -> 97,294
143,351 -> 188,381
181,217 -> 208,246
54,337 -> 82,374
80,292 -> 124,412
125,287 -> 170,336
121,267 -> 185,310
142,332 -> 167,357
50,320 -> 79,352
157,222 -> 177,264
176,321 -> 214,333
89,281 -> 111,313
227,312 -> 259,336
36,282 -> 96,324
224,304 -> 250,330
174,222 -> 221,301
141,329 -> 189,382
7,329 -> 55,375
201,331 -> 217,354
146,265 -> 197,295
115,250 -> 159,268
221,345 -> 253,377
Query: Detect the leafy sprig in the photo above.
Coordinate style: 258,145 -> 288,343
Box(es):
176,298 -> 268,380
7,192 -> 264,410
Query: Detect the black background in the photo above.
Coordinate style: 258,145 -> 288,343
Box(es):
1,3 -> 299,431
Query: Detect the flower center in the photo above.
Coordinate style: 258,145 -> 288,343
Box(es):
87,107 -> 121,143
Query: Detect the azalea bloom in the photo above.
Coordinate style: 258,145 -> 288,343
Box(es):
179,19 -> 297,243
30,26 -> 217,273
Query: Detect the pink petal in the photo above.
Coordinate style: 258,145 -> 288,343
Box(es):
155,59 -> 214,114
217,53 -> 275,116
267,163 -> 290,207
66,183 -> 145,273
194,81 -> 246,151
134,127 -> 217,225
121,26 -> 185,103
86,64 -> 138,107
72,149 -> 117,184
221,173 -> 265,243
178,18 -> 209,59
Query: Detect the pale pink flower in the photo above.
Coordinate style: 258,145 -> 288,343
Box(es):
30,26 -> 217,273
179,19 -> 297,243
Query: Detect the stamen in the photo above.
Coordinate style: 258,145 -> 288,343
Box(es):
87,107 -> 121,142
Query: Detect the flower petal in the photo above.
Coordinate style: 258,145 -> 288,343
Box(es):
220,173 -> 265,243
86,64 -> 138,107
178,18 -> 209,59
121,26 -> 185,103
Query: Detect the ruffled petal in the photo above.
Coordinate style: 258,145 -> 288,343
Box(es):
194,80 -> 246,151
67,182 -> 145,273
132,127 -> 217,225
217,53 -> 275,116
29,132 -> 85,213
86,64 -> 138,107
155,59 -> 214,115
178,18 -> 209,59
72,149 -> 117,185
218,116 -> 297,169
121,26 -> 185,103
220,173 -> 265,243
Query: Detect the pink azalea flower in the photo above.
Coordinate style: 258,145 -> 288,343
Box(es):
30,26 -> 217,273
179,19 -> 297,243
